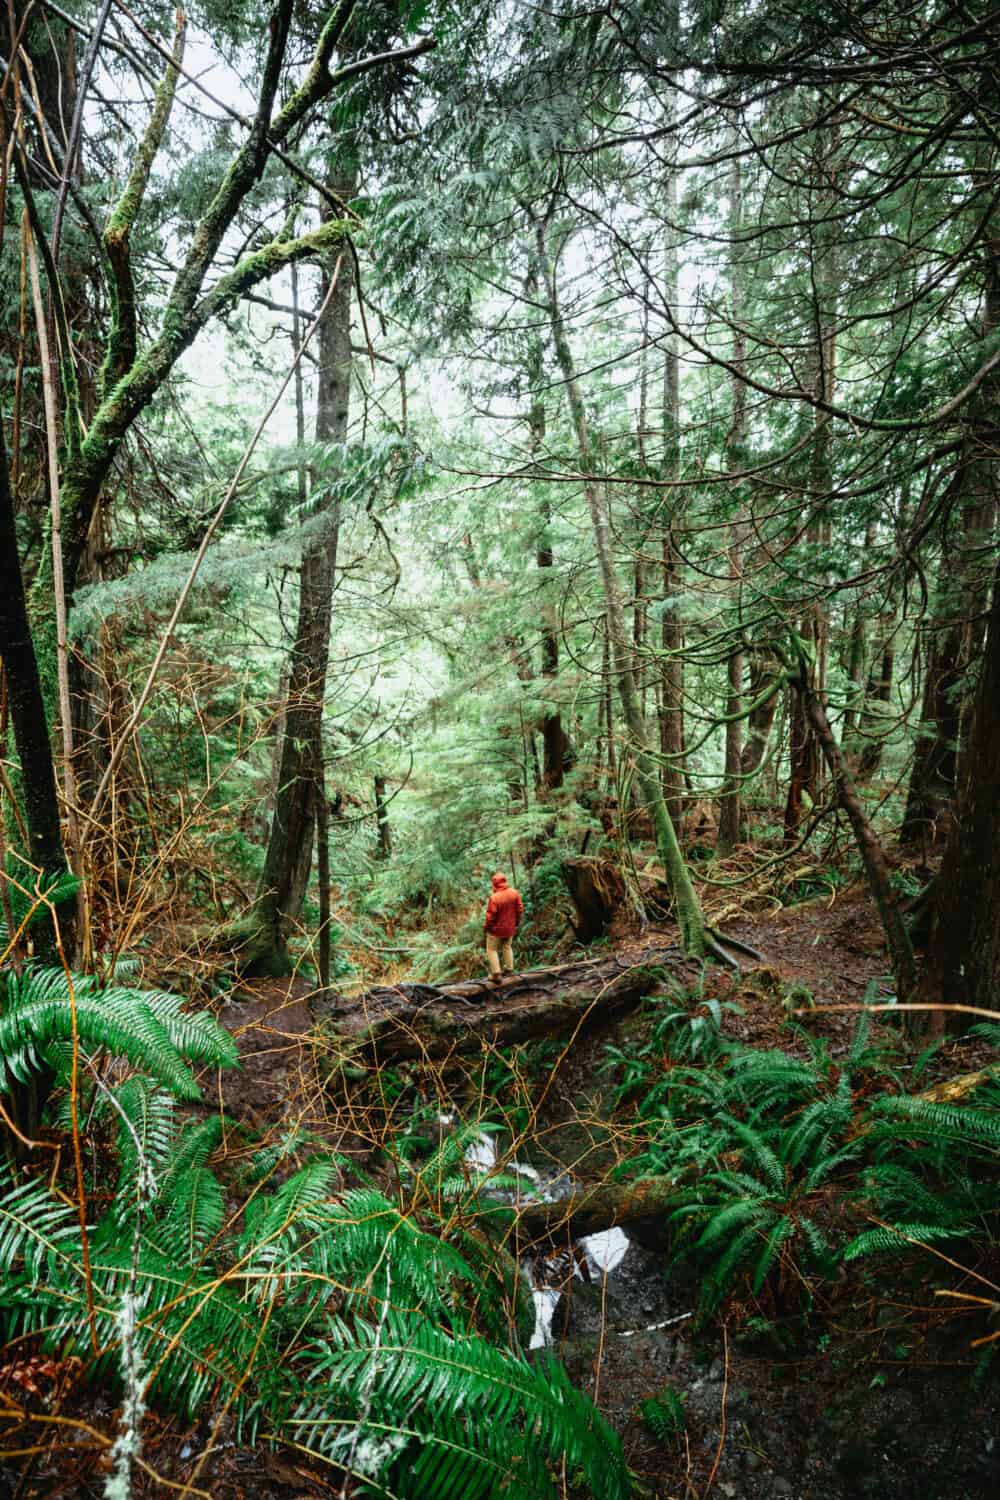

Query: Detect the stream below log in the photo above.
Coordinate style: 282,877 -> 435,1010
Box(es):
451,1113 -> 1000,1497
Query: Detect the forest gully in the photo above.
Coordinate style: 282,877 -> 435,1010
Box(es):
0,1 -> 998,1496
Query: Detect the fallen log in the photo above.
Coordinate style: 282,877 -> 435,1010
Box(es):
913,1062 -> 1000,1104
486,1175 -> 682,1247
317,945 -> 699,1065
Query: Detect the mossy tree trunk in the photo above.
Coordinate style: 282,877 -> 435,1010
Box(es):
658,138 -> 687,825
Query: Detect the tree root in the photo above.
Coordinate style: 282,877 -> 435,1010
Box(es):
704,924 -> 767,972
704,935 -> 741,970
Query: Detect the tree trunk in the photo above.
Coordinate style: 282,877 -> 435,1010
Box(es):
842,521 -> 877,741
717,142 -> 747,856
740,658 -> 779,778
783,680 -> 820,843
246,184 -> 354,974
901,495 -> 992,844
903,133 -> 998,847
923,563 -> 1000,1030
538,226 -> 707,957
0,415 -> 65,887
658,201 -> 686,821
320,947 -> 698,1064
855,614 -> 896,779
374,773 -> 392,858
0,412 -> 68,1150
797,666 -> 917,1013
785,120 -> 839,842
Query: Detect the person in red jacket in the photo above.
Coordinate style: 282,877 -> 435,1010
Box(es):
483,872 -> 523,984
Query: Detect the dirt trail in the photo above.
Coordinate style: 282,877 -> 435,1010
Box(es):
198,975 -> 347,1171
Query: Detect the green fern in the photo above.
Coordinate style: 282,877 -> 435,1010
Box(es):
639,1385 -> 686,1447
292,1311 -> 628,1500
866,1095 -> 1000,1153
841,1223 -> 964,1261
0,866 -> 80,947
1,967 -> 238,1103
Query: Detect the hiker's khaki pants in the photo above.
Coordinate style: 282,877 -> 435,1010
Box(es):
486,933 -> 514,976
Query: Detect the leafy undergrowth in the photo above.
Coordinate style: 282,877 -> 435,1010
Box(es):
0,928 -> 627,1499
3,874 -> 1000,1499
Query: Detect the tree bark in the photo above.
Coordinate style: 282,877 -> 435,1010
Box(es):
717,141 -> 748,855
247,184 -> 355,974
523,296 -> 568,793
901,495 -> 992,843
374,773 -> 392,858
657,3 -> 686,824
320,948 -> 697,1063
923,561 -> 1000,1029
0,412 -> 68,1150
0,414 -> 65,887
854,613 -> 896,779
784,119 -> 839,841
796,664 -> 918,1024
740,658 -> 779,778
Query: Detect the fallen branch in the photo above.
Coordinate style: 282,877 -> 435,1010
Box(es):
494,1174 -> 682,1245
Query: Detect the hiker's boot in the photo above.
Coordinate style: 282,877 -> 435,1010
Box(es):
489,972 -> 503,986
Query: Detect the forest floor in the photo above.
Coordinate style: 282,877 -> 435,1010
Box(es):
6,877 -> 999,1498
184,880 -> 999,1499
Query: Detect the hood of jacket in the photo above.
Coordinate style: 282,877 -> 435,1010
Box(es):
491,873 -> 508,891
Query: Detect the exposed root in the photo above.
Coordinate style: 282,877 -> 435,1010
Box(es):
705,926 -> 766,963
704,935 -> 741,971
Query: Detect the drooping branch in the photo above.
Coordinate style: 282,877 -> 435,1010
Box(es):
48,1 -> 433,606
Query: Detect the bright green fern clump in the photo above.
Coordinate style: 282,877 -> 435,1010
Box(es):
639,1385 -> 687,1448
0,966 -> 238,1103
0,970 -> 626,1500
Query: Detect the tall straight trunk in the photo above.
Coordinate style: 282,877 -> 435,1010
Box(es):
925,561 -> 1000,1027
523,257 -> 567,793
903,133 -> 998,847
842,520 -> 877,740
0,412 -> 67,1150
0,415 -> 65,885
248,180 -> 355,974
539,228 -> 706,956
901,494 -> 994,843
784,120 -> 838,843
633,302 -> 650,724
601,621 -> 616,790
659,142 -> 686,823
717,142 -> 747,855
537,499 -> 568,790
916,110 -> 1000,1031
532,419 -> 567,791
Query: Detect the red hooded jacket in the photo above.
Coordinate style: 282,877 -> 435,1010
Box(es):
484,874 -> 523,939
